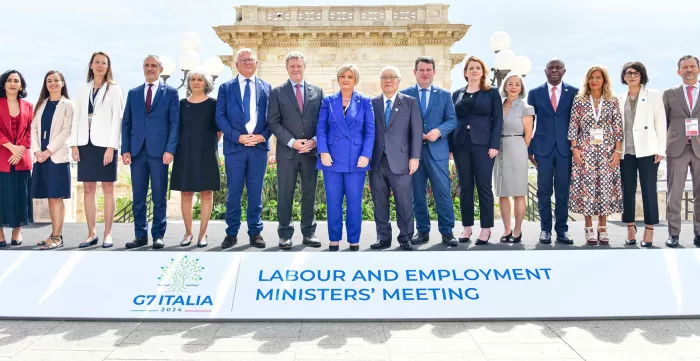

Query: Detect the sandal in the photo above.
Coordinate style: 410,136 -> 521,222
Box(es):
625,224 -> 637,245
585,227 -> 597,245
37,234 -> 51,246
39,235 -> 63,250
598,226 -> 610,245
500,232 -> 513,243
641,226 -> 654,247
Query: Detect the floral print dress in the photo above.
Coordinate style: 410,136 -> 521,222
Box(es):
567,96 -> 623,216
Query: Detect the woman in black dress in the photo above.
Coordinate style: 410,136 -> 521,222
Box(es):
170,70 -> 221,248
70,52 -> 124,248
30,70 -> 73,250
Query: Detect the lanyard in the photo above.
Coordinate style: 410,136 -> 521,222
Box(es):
89,81 -> 101,110
589,95 -> 602,124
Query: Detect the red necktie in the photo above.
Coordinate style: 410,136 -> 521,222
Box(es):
295,83 -> 303,112
551,87 -> 558,112
146,84 -> 153,113
688,86 -> 695,144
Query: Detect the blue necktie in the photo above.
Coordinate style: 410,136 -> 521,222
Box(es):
385,99 -> 392,128
243,79 -> 251,123
420,88 -> 428,118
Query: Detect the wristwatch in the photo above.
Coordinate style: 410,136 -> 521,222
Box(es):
570,145 -> 580,150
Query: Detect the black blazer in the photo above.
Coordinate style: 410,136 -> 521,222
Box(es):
268,80 -> 324,160
450,87 -> 503,150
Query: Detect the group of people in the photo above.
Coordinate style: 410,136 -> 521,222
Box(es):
0,49 -> 698,251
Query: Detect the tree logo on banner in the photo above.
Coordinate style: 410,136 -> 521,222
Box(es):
157,256 -> 204,293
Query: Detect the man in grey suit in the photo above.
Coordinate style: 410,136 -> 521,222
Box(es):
369,66 -> 423,251
665,55 -> 700,248
268,52 -> 324,249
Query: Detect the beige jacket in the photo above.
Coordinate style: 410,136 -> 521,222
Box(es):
31,96 -> 74,164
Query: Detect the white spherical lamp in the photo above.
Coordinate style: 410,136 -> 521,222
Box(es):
489,31 -> 511,53
203,56 -> 225,76
179,50 -> 201,71
513,55 -> 532,76
160,56 -> 176,76
494,49 -> 516,71
180,32 -> 201,52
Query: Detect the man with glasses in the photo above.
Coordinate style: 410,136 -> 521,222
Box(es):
369,66 -> 423,251
215,48 -> 272,249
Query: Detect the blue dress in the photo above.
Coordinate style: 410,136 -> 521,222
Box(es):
30,100 -> 71,199
0,114 -> 32,228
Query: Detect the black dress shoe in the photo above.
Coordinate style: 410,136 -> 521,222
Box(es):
410,232 -> 430,245
125,238 -> 148,249
666,236 -> 680,248
398,241 -> 413,251
0,241 -> 6,247
349,244 -> 359,251
539,231 -> 552,244
279,238 -> 292,250
250,234 -> 266,248
442,234 -> 458,247
152,238 -> 165,249
370,240 -> 392,250
221,235 -> 238,249
302,234 -> 322,248
556,232 -> 574,245
695,236 -> 700,247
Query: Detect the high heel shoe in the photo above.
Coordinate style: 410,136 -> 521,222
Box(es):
625,224 -> 637,245
641,226 -> 654,248
597,226 -> 610,246
329,242 -> 340,252
509,232 -> 522,243
476,230 -> 491,245
499,232 -> 512,243
459,230 -> 472,243
585,227 -> 597,245
349,244 -> 359,252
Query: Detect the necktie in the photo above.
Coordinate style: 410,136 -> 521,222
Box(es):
243,79 -> 251,125
295,83 -> 304,112
551,86 -> 558,112
385,99 -> 392,128
145,84 -> 153,113
420,88 -> 428,118
688,86 -> 695,113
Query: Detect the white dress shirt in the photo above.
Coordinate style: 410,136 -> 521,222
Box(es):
238,74 -> 257,134
682,81 -> 700,113
383,93 -> 398,112
547,82 -> 562,108
417,85 -> 432,108
143,80 -> 159,105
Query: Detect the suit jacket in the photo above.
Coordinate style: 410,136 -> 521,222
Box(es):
664,84 -> 700,158
618,86 -> 666,158
121,82 -> 180,157
527,82 -> 578,156
31,96 -> 73,164
370,93 -> 422,174
215,76 -> 272,154
450,87 -> 503,150
71,81 -> 124,149
400,85 -> 457,160
316,91 -> 375,173
268,80 -> 324,160
0,98 -> 33,172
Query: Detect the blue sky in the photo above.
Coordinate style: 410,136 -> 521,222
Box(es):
1,0 -> 697,102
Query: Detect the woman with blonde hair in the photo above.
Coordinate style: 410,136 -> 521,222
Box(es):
568,65 -> 623,245
494,73 -> 534,243
450,56 -> 503,245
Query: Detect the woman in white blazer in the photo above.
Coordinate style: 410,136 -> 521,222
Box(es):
31,70 -> 73,250
70,51 -> 124,248
618,62 -> 667,247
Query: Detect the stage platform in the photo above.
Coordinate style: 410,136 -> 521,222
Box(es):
3,220 -> 698,251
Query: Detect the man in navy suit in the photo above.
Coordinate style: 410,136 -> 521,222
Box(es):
121,55 -> 180,249
215,48 -> 272,249
401,56 -> 458,246
369,66 -> 422,251
527,59 -> 578,244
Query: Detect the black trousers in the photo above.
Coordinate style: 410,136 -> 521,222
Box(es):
453,134 -> 495,228
276,155 -> 318,239
620,154 -> 659,225
369,154 -> 414,243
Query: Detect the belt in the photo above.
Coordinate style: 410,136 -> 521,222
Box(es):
501,134 -> 524,138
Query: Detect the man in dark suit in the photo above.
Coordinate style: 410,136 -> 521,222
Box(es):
527,58 -> 578,245
268,52 -> 324,249
121,55 -> 180,249
401,56 -> 458,246
369,66 -> 422,251
215,48 -> 272,249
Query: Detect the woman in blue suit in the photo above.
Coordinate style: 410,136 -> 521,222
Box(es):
317,64 -> 375,251
450,56 -> 503,246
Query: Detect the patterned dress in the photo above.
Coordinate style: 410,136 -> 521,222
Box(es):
567,96 -> 623,216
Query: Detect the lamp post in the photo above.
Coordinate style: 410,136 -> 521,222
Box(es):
489,31 -> 532,88
159,32 -> 226,95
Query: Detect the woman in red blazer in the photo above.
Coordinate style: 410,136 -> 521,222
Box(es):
0,70 -> 34,247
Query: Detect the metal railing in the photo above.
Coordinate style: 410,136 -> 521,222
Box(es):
114,191 -> 154,223
525,182 -> 576,222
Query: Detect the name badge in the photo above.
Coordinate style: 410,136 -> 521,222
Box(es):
686,118 -> 699,137
589,128 -> 604,145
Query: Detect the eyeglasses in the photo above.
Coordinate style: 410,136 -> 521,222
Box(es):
380,76 -> 400,81
625,71 -> 641,78
238,58 -> 257,64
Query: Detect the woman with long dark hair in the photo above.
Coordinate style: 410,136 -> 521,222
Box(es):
30,70 -> 73,250
70,51 -> 124,248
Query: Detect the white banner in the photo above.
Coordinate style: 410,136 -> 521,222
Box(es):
1,250 -> 699,319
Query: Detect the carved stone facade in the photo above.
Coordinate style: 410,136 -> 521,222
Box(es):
213,4 -> 469,95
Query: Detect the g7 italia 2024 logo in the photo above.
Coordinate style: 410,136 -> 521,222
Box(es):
132,256 -> 213,313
